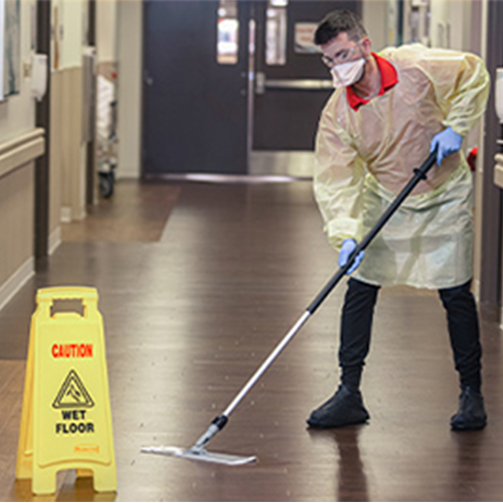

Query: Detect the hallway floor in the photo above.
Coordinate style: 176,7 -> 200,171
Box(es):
1,180 -> 503,501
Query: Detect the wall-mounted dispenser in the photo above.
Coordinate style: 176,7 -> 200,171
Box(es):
31,54 -> 48,102
495,69 -> 503,124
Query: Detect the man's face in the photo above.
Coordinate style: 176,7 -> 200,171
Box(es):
320,31 -> 370,69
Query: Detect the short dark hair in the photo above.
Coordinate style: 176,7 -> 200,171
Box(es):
314,9 -> 367,45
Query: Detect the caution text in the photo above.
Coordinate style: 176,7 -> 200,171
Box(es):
52,343 -> 93,358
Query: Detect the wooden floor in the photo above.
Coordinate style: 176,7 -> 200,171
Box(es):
1,179 -> 503,501
61,181 -> 181,243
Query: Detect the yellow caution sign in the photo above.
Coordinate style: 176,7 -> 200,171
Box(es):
16,287 -> 117,495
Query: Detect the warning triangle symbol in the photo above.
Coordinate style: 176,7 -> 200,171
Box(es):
52,369 -> 95,409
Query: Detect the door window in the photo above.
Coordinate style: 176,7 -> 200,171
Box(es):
217,0 -> 239,64
266,0 -> 288,65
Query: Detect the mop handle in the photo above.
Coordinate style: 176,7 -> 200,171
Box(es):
221,311 -> 312,418
214,150 -> 438,424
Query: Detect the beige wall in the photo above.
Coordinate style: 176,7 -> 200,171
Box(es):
50,0 -> 88,224
0,160 -> 36,311
0,0 -> 46,309
0,162 -> 34,284
116,0 -> 142,179
52,67 -> 85,223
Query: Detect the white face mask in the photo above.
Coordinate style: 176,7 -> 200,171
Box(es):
330,57 -> 366,88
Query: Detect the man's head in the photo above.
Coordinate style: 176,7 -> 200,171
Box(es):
314,10 -> 371,71
314,9 -> 367,46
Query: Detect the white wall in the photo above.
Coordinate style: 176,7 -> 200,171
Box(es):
429,0 -> 472,51
429,0 -> 450,47
57,0 -> 85,70
97,0 -> 117,64
397,0 -> 473,51
362,0 -> 388,51
116,0 -> 142,178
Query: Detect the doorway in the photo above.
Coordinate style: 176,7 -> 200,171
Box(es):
250,0 -> 359,177
142,0 -> 360,178
142,0 -> 250,177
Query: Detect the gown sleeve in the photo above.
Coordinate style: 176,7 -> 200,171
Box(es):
313,102 -> 366,250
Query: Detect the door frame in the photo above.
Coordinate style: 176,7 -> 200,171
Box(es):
478,0 -> 503,307
34,0 -> 51,266
86,0 -> 96,206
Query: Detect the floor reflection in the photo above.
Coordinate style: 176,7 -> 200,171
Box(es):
449,430 -> 484,500
308,425 -> 369,502
10,474 -> 117,503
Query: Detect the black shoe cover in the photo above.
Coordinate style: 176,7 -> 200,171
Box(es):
307,384 -> 370,428
450,386 -> 487,431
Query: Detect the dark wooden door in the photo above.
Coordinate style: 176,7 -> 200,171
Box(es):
142,0 -> 250,176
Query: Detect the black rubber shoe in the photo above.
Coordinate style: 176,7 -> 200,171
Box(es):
450,386 -> 487,431
307,384 -> 370,429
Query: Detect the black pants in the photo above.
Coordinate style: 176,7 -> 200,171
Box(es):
339,278 -> 482,392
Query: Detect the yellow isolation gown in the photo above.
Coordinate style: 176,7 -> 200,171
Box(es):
313,44 -> 490,289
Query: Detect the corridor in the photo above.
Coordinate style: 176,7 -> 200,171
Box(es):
1,180 -> 503,501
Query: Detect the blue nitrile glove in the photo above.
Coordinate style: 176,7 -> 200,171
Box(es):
338,238 -> 365,275
430,127 -> 463,166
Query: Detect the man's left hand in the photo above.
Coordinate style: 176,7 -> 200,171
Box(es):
430,127 -> 463,166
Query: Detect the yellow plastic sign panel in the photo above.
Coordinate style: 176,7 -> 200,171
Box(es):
16,287 -> 117,495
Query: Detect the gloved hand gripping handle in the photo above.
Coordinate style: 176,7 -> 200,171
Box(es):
307,149 -> 437,314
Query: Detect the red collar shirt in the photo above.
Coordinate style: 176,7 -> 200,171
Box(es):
345,52 -> 399,111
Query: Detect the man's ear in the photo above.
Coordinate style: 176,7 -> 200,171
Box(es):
360,37 -> 372,57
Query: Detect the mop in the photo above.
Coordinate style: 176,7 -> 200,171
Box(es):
141,150 -> 438,465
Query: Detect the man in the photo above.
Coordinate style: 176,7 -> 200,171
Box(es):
308,10 -> 490,431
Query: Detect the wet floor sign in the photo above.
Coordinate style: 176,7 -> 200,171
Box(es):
15,287 -> 117,495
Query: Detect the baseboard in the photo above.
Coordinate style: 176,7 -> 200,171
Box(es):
61,207 -> 86,223
61,207 -> 72,223
76,205 -> 86,221
144,173 -> 311,184
49,227 -> 62,256
473,278 -> 481,304
116,169 -> 140,180
0,257 -> 34,312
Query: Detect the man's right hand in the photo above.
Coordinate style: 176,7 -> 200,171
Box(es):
339,238 -> 365,275
430,127 -> 463,166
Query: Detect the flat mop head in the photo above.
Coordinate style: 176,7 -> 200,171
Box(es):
141,446 -> 257,466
